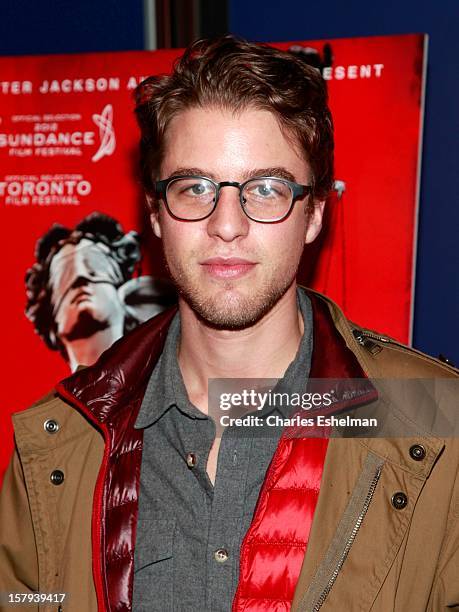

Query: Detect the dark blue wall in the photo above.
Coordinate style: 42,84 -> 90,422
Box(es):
0,0 -> 144,55
230,0 -> 459,363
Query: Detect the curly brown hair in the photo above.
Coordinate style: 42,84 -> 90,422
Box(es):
135,34 -> 334,202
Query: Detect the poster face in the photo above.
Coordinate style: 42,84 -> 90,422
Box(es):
0,34 -> 426,479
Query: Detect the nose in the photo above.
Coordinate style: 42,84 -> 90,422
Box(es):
206,185 -> 250,242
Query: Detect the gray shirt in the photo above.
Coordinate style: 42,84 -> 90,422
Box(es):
133,289 -> 313,611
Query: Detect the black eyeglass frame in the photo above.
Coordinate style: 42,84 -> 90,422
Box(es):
154,175 -> 313,223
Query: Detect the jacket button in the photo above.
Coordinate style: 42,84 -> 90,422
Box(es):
186,452 -> 197,468
391,491 -> 408,510
409,444 -> 426,461
214,548 -> 229,563
50,470 -> 65,485
44,419 -> 59,434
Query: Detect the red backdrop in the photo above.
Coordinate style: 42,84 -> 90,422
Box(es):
0,34 -> 426,479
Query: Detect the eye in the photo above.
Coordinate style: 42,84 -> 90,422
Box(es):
245,179 -> 289,200
255,184 -> 273,197
173,179 -> 214,197
189,183 -> 207,195
167,178 -> 216,210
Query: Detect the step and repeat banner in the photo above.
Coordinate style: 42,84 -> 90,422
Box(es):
0,34 -> 426,478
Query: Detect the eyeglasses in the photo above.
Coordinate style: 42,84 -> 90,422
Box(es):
154,175 -> 312,223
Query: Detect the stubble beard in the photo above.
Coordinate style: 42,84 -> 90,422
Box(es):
163,252 -> 298,331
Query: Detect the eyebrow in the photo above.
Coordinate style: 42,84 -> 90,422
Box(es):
168,167 -> 298,183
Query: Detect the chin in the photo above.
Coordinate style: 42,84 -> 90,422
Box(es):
181,282 -> 292,331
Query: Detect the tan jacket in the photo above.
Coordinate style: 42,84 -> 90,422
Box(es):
1,291 -> 458,612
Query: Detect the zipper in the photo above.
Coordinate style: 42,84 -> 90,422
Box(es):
354,330 -> 390,344
352,330 -> 387,356
353,329 -> 458,371
311,464 -> 383,611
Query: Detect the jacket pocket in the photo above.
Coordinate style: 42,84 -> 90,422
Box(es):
133,519 -> 175,612
134,518 -> 175,572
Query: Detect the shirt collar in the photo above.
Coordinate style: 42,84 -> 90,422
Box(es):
135,288 -> 313,428
135,312 -> 207,428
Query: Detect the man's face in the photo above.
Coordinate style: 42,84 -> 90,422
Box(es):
151,106 -> 324,329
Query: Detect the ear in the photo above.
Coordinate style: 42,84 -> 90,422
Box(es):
304,199 -> 325,244
146,194 -> 162,239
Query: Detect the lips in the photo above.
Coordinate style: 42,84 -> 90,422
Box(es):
201,257 -> 257,279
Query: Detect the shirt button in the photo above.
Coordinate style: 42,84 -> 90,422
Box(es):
186,452 -> 197,468
214,548 -> 229,563
50,470 -> 65,485
44,419 -> 59,434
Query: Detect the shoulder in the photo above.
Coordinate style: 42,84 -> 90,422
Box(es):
304,288 -> 458,438
350,322 -> 458,379
12,388 -> 101,458
306,288 -> 458,379
347,322 -> 458,437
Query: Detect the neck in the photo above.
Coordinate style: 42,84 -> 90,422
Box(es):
63,323 -> 124,372
178,283 -> 304,412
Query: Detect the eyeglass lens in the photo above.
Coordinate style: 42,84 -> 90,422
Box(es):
166,177 -> 293,221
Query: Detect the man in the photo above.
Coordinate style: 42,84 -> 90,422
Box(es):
24,212 -> 176,371
0,35 -> 457,612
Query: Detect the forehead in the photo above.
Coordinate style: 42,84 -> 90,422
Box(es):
161,106 -> 309,180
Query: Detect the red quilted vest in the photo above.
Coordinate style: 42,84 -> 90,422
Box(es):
57,292 -> 372,611
233,435 -> 329,611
